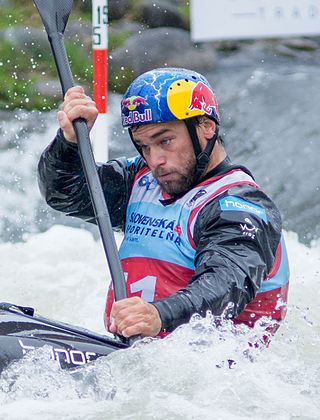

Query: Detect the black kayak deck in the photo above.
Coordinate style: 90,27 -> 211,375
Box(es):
0,302 -> 128,373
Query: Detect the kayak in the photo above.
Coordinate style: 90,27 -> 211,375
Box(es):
0,302 -> 128,373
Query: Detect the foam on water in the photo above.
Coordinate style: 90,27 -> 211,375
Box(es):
0,228 -> 319,419
0,111 -> 58,241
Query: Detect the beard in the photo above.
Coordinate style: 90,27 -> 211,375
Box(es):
153,157 -> 197,196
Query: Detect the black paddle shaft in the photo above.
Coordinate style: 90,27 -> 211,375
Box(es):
33,0 -> 127,302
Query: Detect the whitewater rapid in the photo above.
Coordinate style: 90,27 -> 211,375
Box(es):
0,227 -> 319,419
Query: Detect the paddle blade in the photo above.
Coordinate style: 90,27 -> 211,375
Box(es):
33,0 -> 73,35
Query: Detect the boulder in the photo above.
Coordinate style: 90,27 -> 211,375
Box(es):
110,27 -> 217,91
35,79 -> 61,98
65,21 -> 92,49
280,38 -> 319,51
135,0 -> 187,29
75,0 -> 91,13
109,0 -> 131,21
2,26 -> 48,55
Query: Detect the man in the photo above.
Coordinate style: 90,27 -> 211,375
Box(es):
38,68 -> 289,339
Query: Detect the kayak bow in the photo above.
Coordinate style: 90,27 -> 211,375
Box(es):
0,302 -> 128,373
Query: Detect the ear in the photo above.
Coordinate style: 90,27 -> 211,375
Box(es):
199,118 -> 216,141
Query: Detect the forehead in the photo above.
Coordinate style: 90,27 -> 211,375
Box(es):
131,121 -> 186,143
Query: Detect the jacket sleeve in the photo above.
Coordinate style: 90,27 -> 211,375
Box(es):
38,129 -> 141,229
152,184 -> 282,332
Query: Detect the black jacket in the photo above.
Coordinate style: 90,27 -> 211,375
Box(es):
38,130 -> 282,332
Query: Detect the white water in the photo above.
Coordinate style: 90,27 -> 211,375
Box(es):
0,227 -> 319,419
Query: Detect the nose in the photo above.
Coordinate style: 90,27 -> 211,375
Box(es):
146,146 -> 166,170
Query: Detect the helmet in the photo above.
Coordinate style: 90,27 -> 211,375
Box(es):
121,68 -> 220,188
121,67 -> 220,128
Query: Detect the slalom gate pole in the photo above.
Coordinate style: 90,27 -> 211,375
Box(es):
91,0 -> 109,162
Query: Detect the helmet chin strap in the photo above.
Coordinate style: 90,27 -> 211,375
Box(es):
184,118 -> 219,184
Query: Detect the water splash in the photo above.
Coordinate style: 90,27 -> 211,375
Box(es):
0,228 -> 319,418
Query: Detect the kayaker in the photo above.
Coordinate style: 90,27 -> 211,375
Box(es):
38,67 -> 289,340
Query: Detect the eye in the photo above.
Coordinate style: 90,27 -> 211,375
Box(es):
160,138 -> 172,146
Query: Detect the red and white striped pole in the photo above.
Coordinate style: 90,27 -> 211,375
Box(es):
91,0 -> 108,161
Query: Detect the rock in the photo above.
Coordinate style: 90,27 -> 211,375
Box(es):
110,19 -> 144,33
273,44 -> 300,58
109,27 -> 217,91
109,0 -> 131,21
76,0 -> 91,13
2,26 -> 48,55
280,38 -> 319,51
35,79 -> 61,98
136,0 -> 188,29
1,20 -> 91,55
214,41 -> 242,52
65,21 -> 92,49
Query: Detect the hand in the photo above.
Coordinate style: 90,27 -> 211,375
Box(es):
109,297 -> 162,338
57,86 -> 98,142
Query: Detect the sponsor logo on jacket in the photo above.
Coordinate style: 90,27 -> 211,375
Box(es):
126,211 -> 182,245
219,195 -> 267,222
186,189 -> 207,207
138,174 -> 157,191
240,217 -> 259,239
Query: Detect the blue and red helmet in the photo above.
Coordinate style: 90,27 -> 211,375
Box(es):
121,67 -> 220,128
122,68 -> 220,187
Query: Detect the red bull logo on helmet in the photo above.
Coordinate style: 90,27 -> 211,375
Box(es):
188,82 -> 219,118
167,79 -> 219,122
121,96 -> 148,111
122,95 -> 153,127
122,109 -> 153,127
